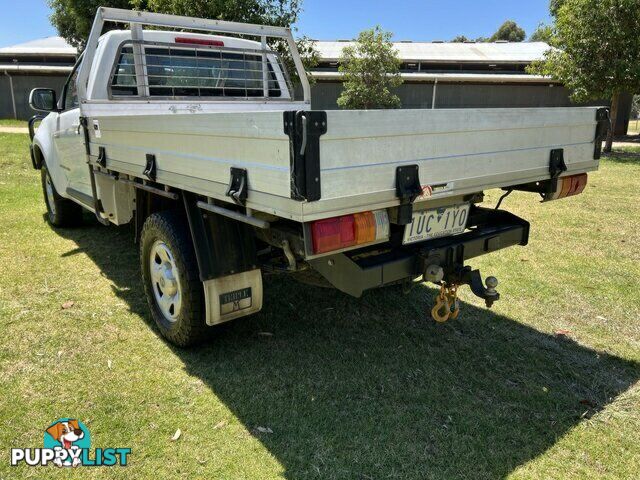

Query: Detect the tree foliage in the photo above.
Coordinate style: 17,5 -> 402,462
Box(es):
529,0 -> 640,150
529,22 -> 554,43
135,0 -> 301,27
337,26 -> 403,110
277,36 -> 319,86
489,20 -> 526,42
49,0 -> 131,47
48,0 -> 317,85
550,0 -> 567,17
451,35 -> 470,43
530,0 -> 640,102
451,20 -> 526,43
49,0 -> 303,46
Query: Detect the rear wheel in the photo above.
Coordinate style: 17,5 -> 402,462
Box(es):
41,164 -> 83,227
140,210 -> 208,346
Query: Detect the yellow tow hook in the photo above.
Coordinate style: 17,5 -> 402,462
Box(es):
431,283 -> 460,323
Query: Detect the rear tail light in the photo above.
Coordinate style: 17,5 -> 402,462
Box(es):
175,37 -> 224,47
547,174 -> 588,201
311,210 -> 389,254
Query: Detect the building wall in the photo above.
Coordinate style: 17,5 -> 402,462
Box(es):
2,74 -> 632,134
0,73 -> 68,120
310,81 -> 632,134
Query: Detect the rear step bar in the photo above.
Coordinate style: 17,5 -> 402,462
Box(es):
309,206 -> 529,297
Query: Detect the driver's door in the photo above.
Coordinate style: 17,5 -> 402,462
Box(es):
53,62 -> 91,196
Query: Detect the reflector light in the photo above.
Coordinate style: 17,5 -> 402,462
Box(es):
549,174 -> 588,200
354,212 -> 376,244
175,37 -> 224,47
311,218 -> 341,254
311,210 -> 390,254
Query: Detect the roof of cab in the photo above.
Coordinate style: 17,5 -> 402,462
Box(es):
100,29 -> 263,49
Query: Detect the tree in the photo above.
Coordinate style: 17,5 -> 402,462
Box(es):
137,0 -> 300,28
48,0 -> 316,86
550,0 -> 567,17
280,36 -> 319,86
632,95 -> 640,120
529,22 -> 554,43
528,0 -> 640,152
337,26 -> 403,110
489,20 -> 526,42
49,0 -> 303,47
451,20 -> 526,44
49,0 -> 132,47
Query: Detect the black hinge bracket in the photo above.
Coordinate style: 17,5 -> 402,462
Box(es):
226,167 -> 248,205
143,154 -> 156,181
284,110 -> 327,202
593,107 -> 610,160
79,115 -> 109,225
549,149 -> 567,179
79,116 -> 91,155
395,165 -> 422,225
97,146 -> 107,168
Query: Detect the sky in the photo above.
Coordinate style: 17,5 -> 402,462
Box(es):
0,0 -> 553,48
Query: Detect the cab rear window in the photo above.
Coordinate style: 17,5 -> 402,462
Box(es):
110,42 -> 283,99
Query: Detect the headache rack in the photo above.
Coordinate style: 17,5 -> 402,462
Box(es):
108,39 -> 295,101
77,7 -> 311,105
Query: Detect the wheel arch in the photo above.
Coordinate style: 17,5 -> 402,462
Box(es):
30,143 -> 44,170
135,189 -> 258,284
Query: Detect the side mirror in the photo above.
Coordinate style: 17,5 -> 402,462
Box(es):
29,88 -> 58,113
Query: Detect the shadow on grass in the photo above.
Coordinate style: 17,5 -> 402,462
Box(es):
57,218 -> 639,479
604,149 -> 640,165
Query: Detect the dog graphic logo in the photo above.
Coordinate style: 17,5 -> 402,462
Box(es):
11,418 -> 130,467
44,418 -> 90,467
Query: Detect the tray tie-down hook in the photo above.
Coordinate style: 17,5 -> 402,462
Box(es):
425,264 -> 500,323
226,167 -> 248,205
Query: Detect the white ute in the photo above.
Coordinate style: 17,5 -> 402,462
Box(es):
29,8 -> 609,345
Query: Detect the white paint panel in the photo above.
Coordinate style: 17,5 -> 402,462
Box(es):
90,111 -> 292,198
319,107 -> 600,200
85,105 -> 602,222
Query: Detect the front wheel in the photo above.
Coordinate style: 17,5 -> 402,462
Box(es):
41,165 -> 83,227
140,210 -> 208,346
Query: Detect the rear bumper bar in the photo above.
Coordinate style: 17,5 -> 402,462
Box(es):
309,206 -> 529,297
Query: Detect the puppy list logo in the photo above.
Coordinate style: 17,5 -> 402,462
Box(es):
10,418 -> 131,467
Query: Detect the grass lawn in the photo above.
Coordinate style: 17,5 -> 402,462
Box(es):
0,133 -> 639,479
0,119 -> 27,128
629,119 -> 639,135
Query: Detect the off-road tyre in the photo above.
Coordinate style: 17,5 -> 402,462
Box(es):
140,210 -> 208,347
41,164 -> 84,227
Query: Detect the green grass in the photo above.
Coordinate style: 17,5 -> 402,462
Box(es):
0,119 -> 27,128
0,132 -> 639,479
629,119 -> 639,135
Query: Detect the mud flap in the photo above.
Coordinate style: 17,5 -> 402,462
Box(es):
203,269 -> 263,325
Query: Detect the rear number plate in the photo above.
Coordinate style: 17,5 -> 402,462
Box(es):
402,204 -> 470,245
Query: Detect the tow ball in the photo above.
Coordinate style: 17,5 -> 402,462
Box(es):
425,265 -> 500,323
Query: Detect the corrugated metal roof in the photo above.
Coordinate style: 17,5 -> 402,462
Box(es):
0,36 -> 77,56
0,36 -> 549,63
0,64 -> 74,73
314,41 -> 551,63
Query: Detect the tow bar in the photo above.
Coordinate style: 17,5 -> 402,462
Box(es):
425,264 -> 499,323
